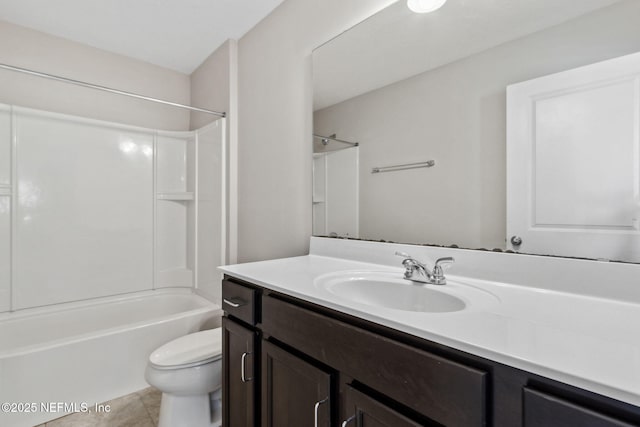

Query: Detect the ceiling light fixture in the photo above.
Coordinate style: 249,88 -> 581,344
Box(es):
407,0 -> 448,13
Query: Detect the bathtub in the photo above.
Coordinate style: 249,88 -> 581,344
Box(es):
0,289 -> 221,427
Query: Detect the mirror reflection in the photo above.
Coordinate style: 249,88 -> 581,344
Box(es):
312,0 -> 640,262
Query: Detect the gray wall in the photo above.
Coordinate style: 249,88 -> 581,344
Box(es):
0,20 -> 191,131
236,0 -> 396,262
190,40 -> 235,130
314,1 -> 640,249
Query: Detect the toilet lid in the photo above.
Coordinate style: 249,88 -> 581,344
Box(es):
149,328 -> 222,370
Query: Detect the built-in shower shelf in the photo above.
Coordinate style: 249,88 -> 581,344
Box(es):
156,192 -> 194,201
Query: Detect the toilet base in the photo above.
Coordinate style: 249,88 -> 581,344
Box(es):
158,392 -> 221,427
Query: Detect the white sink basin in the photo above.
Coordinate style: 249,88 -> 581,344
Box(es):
315,271 -> 498,313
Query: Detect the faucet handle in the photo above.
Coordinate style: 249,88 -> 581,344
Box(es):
432,257 -> 455,285
395,251 -> 420,279
395,251 -> 425,268
434,257 -> 455,268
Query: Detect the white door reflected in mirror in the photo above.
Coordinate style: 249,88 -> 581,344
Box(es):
507,51 -> 640,263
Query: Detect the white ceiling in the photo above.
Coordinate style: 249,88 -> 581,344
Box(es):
313,0 -> 623,110
0,0 -> 285,74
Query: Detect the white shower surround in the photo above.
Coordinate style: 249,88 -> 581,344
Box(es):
0,104 -> 226,311
0,105 -> 226,425
0,289 -> 221,427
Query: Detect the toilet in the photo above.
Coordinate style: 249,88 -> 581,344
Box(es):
145,328 -> 223,427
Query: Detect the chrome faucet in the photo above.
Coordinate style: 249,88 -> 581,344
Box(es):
395,251 -> 455,285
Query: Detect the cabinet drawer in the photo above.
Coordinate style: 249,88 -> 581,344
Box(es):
222,279 -> 258,325
343,386 -> 423,427
262,295 -> 487,427
523,388 -> 636,427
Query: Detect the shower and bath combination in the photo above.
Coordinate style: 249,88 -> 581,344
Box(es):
0,63 -> 227,427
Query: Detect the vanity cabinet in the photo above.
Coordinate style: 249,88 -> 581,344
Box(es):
260,294 -> 487,426
221,276 -> 640,427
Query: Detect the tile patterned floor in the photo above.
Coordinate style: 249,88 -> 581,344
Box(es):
34,387 -> 161,427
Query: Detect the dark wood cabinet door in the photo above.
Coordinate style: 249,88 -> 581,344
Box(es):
261,340 -> 332,427
342,386 -> 424,427
524,388 -> 637,427
223,317 -> 257,427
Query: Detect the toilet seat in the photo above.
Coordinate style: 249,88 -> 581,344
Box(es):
149,328 -> 222,370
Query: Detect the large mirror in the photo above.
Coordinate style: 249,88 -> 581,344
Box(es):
312,0 -> 640,263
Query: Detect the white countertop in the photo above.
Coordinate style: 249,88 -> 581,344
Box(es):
220,239 -> 640,407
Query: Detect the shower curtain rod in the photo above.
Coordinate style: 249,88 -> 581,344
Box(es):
0,63 -> 226,117
313,134 -> 359,147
